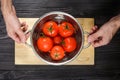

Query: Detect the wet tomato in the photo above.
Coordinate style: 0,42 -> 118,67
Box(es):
62,37 -> 77,52
37,37 -> 53,52
53,35 -> 62,44
59,22 -> 75,37
50,46 -> 65,61
43,21 -> 58,37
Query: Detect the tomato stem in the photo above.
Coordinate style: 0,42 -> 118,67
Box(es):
55,53 -> 59,58
39,33 -> 46,37
61,40 -> 65,45
48,25 -> 53,33
65,24 -> 69,30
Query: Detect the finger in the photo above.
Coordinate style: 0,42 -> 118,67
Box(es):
93,40 -> 104,47
24,24 -> 28,30
92,38 -> 107,47
91,43 -> 96,47
91,41 -> 100,47
92,25 -> 98,31
21,24 -> 28,32
14,33 -> 21,43
90,25 -> 98,34
21,22 -> 26,26
88,30 -> 101,43
16,29 -> 26,43
94,25 -> 98,29
25,32 -> 30,40
21,21 -> 29,32
8,32 -> 21,43
21,22 -> 28,32
92,26 -> 96,31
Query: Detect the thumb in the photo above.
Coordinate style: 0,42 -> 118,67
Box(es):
88,30 -> 101,43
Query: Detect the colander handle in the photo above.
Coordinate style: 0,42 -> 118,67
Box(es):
24,30 -> 32,47
83,31 -> 91,49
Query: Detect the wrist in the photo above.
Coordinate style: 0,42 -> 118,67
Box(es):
109,15 -> 120,29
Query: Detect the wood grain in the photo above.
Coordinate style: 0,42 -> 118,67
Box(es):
0,0 -> 120,79
15,18 -> 94,65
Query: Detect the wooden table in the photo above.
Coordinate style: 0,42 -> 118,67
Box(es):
0,0 -> 120,80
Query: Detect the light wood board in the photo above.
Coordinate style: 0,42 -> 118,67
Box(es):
15,18 -> 94,65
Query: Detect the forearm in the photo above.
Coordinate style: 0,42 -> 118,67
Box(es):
1,0 -> 14,14
109,14 -> 120,29
1,0 -> 18,25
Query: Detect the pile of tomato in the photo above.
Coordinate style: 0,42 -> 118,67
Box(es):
37,21 -> 77,61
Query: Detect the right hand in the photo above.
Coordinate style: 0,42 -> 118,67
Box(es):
88,15 -> 120,47
88,21 -> 119,47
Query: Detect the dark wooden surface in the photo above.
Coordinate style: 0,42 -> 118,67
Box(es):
0,0 -> 120,80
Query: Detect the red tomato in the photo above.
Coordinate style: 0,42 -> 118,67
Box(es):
50,46 -> 65,61
43,21 -> 58,37
62,37 -> 77,52
37,37 -> 53,52
59,22 -> 75,37
53,36 -> 62,44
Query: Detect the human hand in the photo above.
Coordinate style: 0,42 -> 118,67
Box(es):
88,21 -> 120,47
5,15 -> 30,43
2,6 -> 30,43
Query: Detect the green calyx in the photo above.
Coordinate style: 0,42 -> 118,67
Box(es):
48,25 -> 53,33
65,24 -> 69,30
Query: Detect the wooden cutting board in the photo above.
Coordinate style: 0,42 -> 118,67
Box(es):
15,18 -> 94,65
